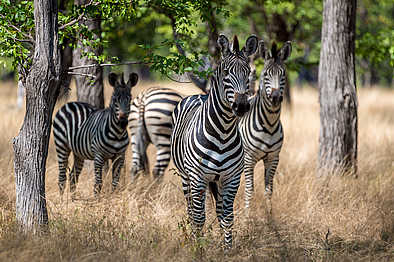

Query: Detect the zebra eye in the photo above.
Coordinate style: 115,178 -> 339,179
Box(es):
223,68 -> 230,76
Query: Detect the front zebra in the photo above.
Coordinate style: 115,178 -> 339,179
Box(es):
128,87 -> 183,180
238,41 -> 292,208
53,72 -> 139,195
171,35 -> 258,248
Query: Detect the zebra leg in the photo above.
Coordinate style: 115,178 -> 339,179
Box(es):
56,146 -> 71,196
220,172 -> 241,249
152,146 -> 170,179
189,177 -> 208,240
111,154 -> 125,192
93,155 -> 106,195
130,132 -> 149,181
263,154 -> 280,199
69,156 -> 84,194
180,172 -> 193,222
244,156 -> 257,209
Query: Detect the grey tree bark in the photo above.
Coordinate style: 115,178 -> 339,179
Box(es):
12,0 -> 62,232
72,0 -> 104,109
318,0 -> 358,176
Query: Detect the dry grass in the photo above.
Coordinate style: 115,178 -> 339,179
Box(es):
0,81 -> 393,261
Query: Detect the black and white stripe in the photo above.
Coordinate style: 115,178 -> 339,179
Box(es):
53,72 -> 139,195
171,35 -> 258,248
128,87 -> 183,180
238,41 -> 292,208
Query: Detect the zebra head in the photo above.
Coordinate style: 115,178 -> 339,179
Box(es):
259,41 -> 292,107
108,72 -> 139,128
217,34 -> 258,117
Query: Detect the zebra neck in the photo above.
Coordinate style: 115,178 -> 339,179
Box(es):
255,90 -> 281,128
201,77 -> 237,136
108,109 -> 128,137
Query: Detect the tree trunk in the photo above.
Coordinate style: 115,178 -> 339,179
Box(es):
13,0 -> 61,233
318,0 -> 358,176
73,0 -> 104,109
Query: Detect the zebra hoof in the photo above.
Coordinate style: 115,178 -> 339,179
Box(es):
152,168 -> 164,180
130,170 -> 144,183
58,184 -> 65,196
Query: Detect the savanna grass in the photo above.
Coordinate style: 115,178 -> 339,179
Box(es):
0,81 -> 392,261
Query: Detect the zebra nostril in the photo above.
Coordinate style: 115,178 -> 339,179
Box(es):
118,111 -> 127,119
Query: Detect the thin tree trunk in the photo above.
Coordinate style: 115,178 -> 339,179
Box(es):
318,0 -> 358,176
13,0 -> 61,232
73,0 -> 104,109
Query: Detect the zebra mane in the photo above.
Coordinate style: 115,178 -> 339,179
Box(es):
120,73 -> 126,86
271,42 -> 278,59
232,35 -> 240,53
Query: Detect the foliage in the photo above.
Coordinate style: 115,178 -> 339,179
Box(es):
0,0 -> 34,72
0,0 -> 392,85
0,0 -> 225,80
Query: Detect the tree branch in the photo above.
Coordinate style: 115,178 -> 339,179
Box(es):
166,74 -> 192,83
59,13 -> 85,30
58,0 -> 99,30
68,61 -> 147,70
68,72 -> 96,78
0,14 -> 35,44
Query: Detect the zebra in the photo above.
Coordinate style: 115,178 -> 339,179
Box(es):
238,40 -> 292,208
171,34 -> 258,248
128,87 -> 183,180
53,72 -> 139,196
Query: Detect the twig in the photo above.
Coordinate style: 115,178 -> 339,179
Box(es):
68,61 -> 147,70
59,13 -> 85,30
0,14 -> 35,44
68,72 -> 96,78
58,0 -> 99,30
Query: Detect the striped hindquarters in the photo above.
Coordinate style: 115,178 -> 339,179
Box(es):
129,87 -> 183,177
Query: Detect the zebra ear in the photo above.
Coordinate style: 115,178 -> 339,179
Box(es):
258,40 -> 266,59
108,73 -> 119,87
217,34 -> 230,57
279,41 -> 292,61
242,35 -> 258,57
127,72 -> 139,89
259,40 -> 271,60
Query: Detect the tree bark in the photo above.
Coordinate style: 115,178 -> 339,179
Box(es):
72,0 -> 104,108
13,0 -> 61,232
318,0 -> 358,176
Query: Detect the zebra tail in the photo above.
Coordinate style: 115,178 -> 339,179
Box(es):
135,99 -> 150,175
209,182 -> 219,203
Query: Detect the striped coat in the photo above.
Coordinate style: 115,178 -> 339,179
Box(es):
128,87 -> 183,180
53,72 -> 138,195
238,41 -> 292,208
171,35 -> 258,248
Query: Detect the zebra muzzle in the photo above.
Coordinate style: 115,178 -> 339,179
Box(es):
271,89 -> 283,107
118,111 -> 128,120
232,93 -> 250,117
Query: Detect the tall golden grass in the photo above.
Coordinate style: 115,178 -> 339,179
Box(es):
0,81 -> 393,261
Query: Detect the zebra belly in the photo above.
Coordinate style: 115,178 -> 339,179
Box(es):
92,137 -> 129,159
